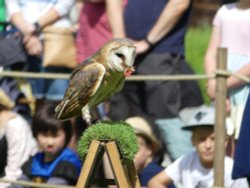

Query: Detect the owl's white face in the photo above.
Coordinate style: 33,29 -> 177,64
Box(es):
108,42 -> 136,73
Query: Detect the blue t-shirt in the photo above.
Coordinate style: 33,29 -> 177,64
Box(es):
21,147 -> 82,184
124,0 -> 191,55
31,148 -> 81,178
139,160 -> 175,187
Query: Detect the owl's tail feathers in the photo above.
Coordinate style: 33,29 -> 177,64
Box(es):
55,99 -> 90,125
55,100 -> 69,120
55,99 -> 81,120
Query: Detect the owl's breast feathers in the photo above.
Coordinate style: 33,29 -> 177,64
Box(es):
90,67 -> 125,107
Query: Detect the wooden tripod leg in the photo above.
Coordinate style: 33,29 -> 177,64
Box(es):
76,140 -> 101,188
105,141 -> 130,188
125,161 -> 141,188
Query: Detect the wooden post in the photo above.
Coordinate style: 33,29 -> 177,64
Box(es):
76,140 -> 102,188
213,48 -> 227,187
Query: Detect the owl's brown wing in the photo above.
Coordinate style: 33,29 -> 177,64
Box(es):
55,62 -> 106,120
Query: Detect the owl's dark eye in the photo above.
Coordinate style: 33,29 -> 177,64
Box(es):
115,53 -> 125,61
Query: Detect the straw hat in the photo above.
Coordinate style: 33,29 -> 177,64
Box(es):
125,116 -> 159,153
0,88 -> 15,110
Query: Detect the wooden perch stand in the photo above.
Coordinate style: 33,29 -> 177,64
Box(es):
76,140 -> 141,188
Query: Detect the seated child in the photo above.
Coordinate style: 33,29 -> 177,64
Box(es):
148,105 -> 249,188
9,101 -> 82,187
126,116 -> 175,187
0,89 -> 37,188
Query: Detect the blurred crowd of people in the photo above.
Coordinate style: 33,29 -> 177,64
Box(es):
0,0 -> 250,187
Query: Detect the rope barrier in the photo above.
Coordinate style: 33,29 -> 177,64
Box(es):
214,70 -> 250,83
0,71 -> 69,79
0,178 -> 75,188
126,74 -> 213,81
0,70 -> 249,83
0,70 -> 212,80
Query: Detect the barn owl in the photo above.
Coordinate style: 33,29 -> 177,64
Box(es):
55,38 -> 136,125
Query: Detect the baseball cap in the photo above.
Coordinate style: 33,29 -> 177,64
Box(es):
182,105 -> 215,130
125,116 -> 159,153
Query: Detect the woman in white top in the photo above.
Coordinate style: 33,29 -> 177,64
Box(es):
5,0 -> 75,101
205,1 -> 250,140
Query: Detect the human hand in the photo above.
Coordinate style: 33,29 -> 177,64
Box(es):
226,98 -> 231,113
70,23 -> 79,33
23,35 -> 43,56
134,40 -> 151,54
22,23 -> 37,36
206,79 -> 216,100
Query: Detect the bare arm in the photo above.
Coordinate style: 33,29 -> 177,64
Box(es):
204,25 -> 220,99
106,0 -> 125,38
9,10 -> 60,56
227,63 -> 250,89
135,0 -> 191,54
147,0 -> 190,44
148,170 -> 173,188
9,12 -> 42,56
6,0 -> 34,34
40,0 -> 75,27
204,25 -> 220,77
36,8 -> 61,30
8,13 -> 34,35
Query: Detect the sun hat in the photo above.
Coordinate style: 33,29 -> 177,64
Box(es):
182,105 -> 215,130
125,116 -> 159,153
0,88 -> 15,110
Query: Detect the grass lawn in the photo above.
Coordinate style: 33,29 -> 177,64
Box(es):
185,22 -> 212,104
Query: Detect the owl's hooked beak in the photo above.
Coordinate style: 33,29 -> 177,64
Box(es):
124,66 -> 135,77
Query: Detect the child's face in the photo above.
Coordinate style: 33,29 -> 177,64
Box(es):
134,135 -> 153,171
37,129 -> 66,162
192,126 -> 215,168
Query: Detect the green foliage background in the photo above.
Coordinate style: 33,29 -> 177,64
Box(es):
185,22 -> 212,104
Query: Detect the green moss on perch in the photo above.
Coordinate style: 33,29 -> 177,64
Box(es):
77,121 -> 138,163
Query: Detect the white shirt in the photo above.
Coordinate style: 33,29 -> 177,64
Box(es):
6,0 -> 74,27
213,3 -> 250,56
165,150 -> 249,188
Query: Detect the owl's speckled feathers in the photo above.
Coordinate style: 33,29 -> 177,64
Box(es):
55,38 -> 136,124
